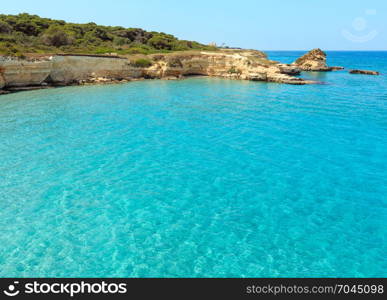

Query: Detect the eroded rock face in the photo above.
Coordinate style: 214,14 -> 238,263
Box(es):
49,55 -> 143,85
349,69 -> 380,75
0,50 -> 317,92
0,57 -> 52,87
277,64 -> 301,75
145,51 -> 312,84
0,73 -> 5,89
293,48 -> 330,71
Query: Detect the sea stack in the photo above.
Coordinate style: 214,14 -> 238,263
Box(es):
293,48 -> 331,71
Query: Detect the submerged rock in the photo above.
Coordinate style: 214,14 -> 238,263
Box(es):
293,48 -> 331,71
349,69 -> 380,75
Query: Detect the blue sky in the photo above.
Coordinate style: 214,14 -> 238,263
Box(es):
1,0 -> 386,50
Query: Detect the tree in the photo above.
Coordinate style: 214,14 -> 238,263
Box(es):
0,20 -> 12,33
0,13 -> 216,55
147,34 -> 176,50
41,25 -> 72,47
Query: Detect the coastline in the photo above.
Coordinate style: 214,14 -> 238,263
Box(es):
0,75 -> 190,94
0,49 -> 320,95
4,48 -> 373,96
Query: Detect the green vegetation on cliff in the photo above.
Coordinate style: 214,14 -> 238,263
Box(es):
0,13 -> 217,57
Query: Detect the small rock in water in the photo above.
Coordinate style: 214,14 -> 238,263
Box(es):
349,69 -> 380,75
329,66 -> 345,71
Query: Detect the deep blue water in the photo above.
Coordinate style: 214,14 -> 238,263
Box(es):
0,52 -> 386,277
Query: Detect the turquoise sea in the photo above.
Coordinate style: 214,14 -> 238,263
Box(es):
0,52 -> 386,277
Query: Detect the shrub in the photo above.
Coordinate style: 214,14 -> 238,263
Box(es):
131,58 -> 153,68
0,21 -> 12,33
89,28 -> 111,41
93,47 -> 115,54
15,51 -> 26,59
147,34 -> 176,50
120,44 -> 153,55
0,13 -> 217,55
113,37 -> 127,46
228,66 -> 241,74
41,25 -> 72,47
0,42 -> 25,58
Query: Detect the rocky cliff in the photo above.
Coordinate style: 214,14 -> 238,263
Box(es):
145,50 -> 308,84
0,49 -> 316,93
293,48 -> 330,71
0,57 -> 52,87
48,56 -> 143,84
0,71 -> 5,89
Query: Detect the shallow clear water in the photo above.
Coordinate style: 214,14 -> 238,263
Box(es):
0,52 -> 386,277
